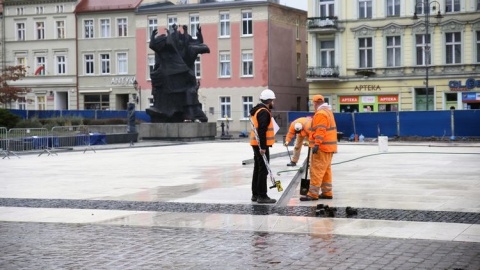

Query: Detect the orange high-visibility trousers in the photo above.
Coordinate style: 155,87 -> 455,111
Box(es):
307,151 -> 333,199
291,134 -> 306,163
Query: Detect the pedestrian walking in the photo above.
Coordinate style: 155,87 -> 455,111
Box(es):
283,117 -> 312,166
250,89 -> 277,204
300,95 -> 338,201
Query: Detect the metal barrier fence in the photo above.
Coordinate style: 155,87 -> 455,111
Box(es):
1,127 -> 19,159
6,128 -> 55,157
51,125 -> 96,153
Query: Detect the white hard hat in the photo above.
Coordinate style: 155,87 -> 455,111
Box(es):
294,123 -> 303,132
259,89 -> 276,100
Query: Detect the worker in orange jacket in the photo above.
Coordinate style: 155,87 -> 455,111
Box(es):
300,95 -> 338,201
283,117 -> 312,166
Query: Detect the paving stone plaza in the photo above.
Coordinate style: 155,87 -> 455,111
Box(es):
1,140 -> 479,269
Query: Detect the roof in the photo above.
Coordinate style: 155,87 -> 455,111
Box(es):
3,0 -> 76,6
75,0 -> 143,13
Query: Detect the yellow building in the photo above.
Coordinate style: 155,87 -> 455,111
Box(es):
307,0 -> 480,112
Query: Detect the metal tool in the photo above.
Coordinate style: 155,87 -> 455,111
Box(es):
249,118 -> 283,192
300,146 -> 311,195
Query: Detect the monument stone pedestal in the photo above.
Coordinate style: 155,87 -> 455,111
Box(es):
139,122 -> 216,141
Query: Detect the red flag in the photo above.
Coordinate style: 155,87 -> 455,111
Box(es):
34,65 -> 44,75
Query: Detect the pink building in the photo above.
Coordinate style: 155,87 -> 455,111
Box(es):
136,1 -> 308,131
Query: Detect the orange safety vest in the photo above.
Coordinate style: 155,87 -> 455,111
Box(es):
285,117 -> 312,142
309,107 -> 337,152
250,108 -> 275,147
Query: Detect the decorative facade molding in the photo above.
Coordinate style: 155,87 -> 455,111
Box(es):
440,19 -> 467,32
380,23 -> 405,36
351,25 -> 375,38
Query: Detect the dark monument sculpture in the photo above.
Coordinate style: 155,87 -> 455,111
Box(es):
147,24 -> 210,123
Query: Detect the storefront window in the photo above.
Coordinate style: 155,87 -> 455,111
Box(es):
415,88 -> 434,111
84,94 -> 110,110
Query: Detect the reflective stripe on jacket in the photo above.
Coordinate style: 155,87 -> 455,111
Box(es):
309,107 -> 337,152
285,117 -> 312,143
250,108 -> 275,147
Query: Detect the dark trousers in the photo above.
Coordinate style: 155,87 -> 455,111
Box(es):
251,146 -> 270,197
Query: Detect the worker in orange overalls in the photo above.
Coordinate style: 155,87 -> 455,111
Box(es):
300,95 -> 338,201
283,117 -> 312,166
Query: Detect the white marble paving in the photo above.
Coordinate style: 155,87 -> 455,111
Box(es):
1,141 -> 479,242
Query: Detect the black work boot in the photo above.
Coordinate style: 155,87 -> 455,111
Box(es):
287,162 -> 296,166
257,196 -> 276,204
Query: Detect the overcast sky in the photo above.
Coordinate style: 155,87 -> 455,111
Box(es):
278,0 -> 307,11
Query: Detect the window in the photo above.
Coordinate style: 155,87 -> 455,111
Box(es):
415,2 -> 428,15
416,34 -> 431,66
100,54 -> 110,74
320,40 -> 335,67
84,94 -> 110,110
477,31 -> 480,63
445,0 -> 460,12
190,14 -> 200,38
148,54 -> 155,78
35,57 -> 46,76
117,53 -> 127,74
16,56 -> 27,68
84,54 -> 94,75
56,21 -> 65,39
37,96 -> 46,110
386,36 -> 401,67
84,19 -> 94,38
242,96 -> 253,118
117,18 -> 127,37
168,16 -> 177,32
148,17 -> 158,39
359,37 -> 373,68
56,55 -> 66,75
219,52 -> 231,77
56,5 -> 64,13
296,53 -> 301,78
16,7 -> 24,15
296,18 -> 300,40
100,19 -> 110,38
319,0 -> 335,17
220,96 -> 231,118
478,0 -> 480,10
446,32 -> 461,64
220,12 -> 230,37
386,0 -> 399,16
16,23 -> 25,41
195,56 -> 201,78
242,11 -> 252,36
36,22 -> 45,40
242,51 -> 253,77
17,97 -> 26,110
358,0 -> 372,18
36,6 -> 44,14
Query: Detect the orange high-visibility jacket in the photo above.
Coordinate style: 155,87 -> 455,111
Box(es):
285,117 -> 312,143
250,108 -> 275,147
309,107 -> 337,152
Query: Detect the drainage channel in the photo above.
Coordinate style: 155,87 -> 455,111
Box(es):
0,198 -> 478,225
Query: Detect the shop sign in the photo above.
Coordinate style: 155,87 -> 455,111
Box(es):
378,95 -> 398,103
354,85 -> 381,91
361,96 -> 375,103
449,78 -> 480,91
339,96 -> 359,103
111,76 -> 135,86
462,92 -> 480,101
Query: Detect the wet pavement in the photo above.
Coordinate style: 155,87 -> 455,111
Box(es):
0,139 -> 479,269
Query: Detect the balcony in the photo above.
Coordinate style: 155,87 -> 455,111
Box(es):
307,17 -> 339,33
306,66 -> 340,81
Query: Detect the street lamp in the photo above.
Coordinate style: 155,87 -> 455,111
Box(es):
133,79 -> 141,110
412,1 -> 443,111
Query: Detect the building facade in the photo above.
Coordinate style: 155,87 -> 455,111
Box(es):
136,0 -> 308,131
2,0 -> 78,110
307,0 -> 480,112
75,0 -> 142,111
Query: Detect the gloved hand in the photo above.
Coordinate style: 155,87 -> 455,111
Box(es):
151,29 -> 158,40
303,141 -> 309,146
312,145 -> 319,154
283,141 -> 289,147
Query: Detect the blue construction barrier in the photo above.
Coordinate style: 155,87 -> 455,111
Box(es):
287,110 -> 480,138
8,109 -> 151,123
